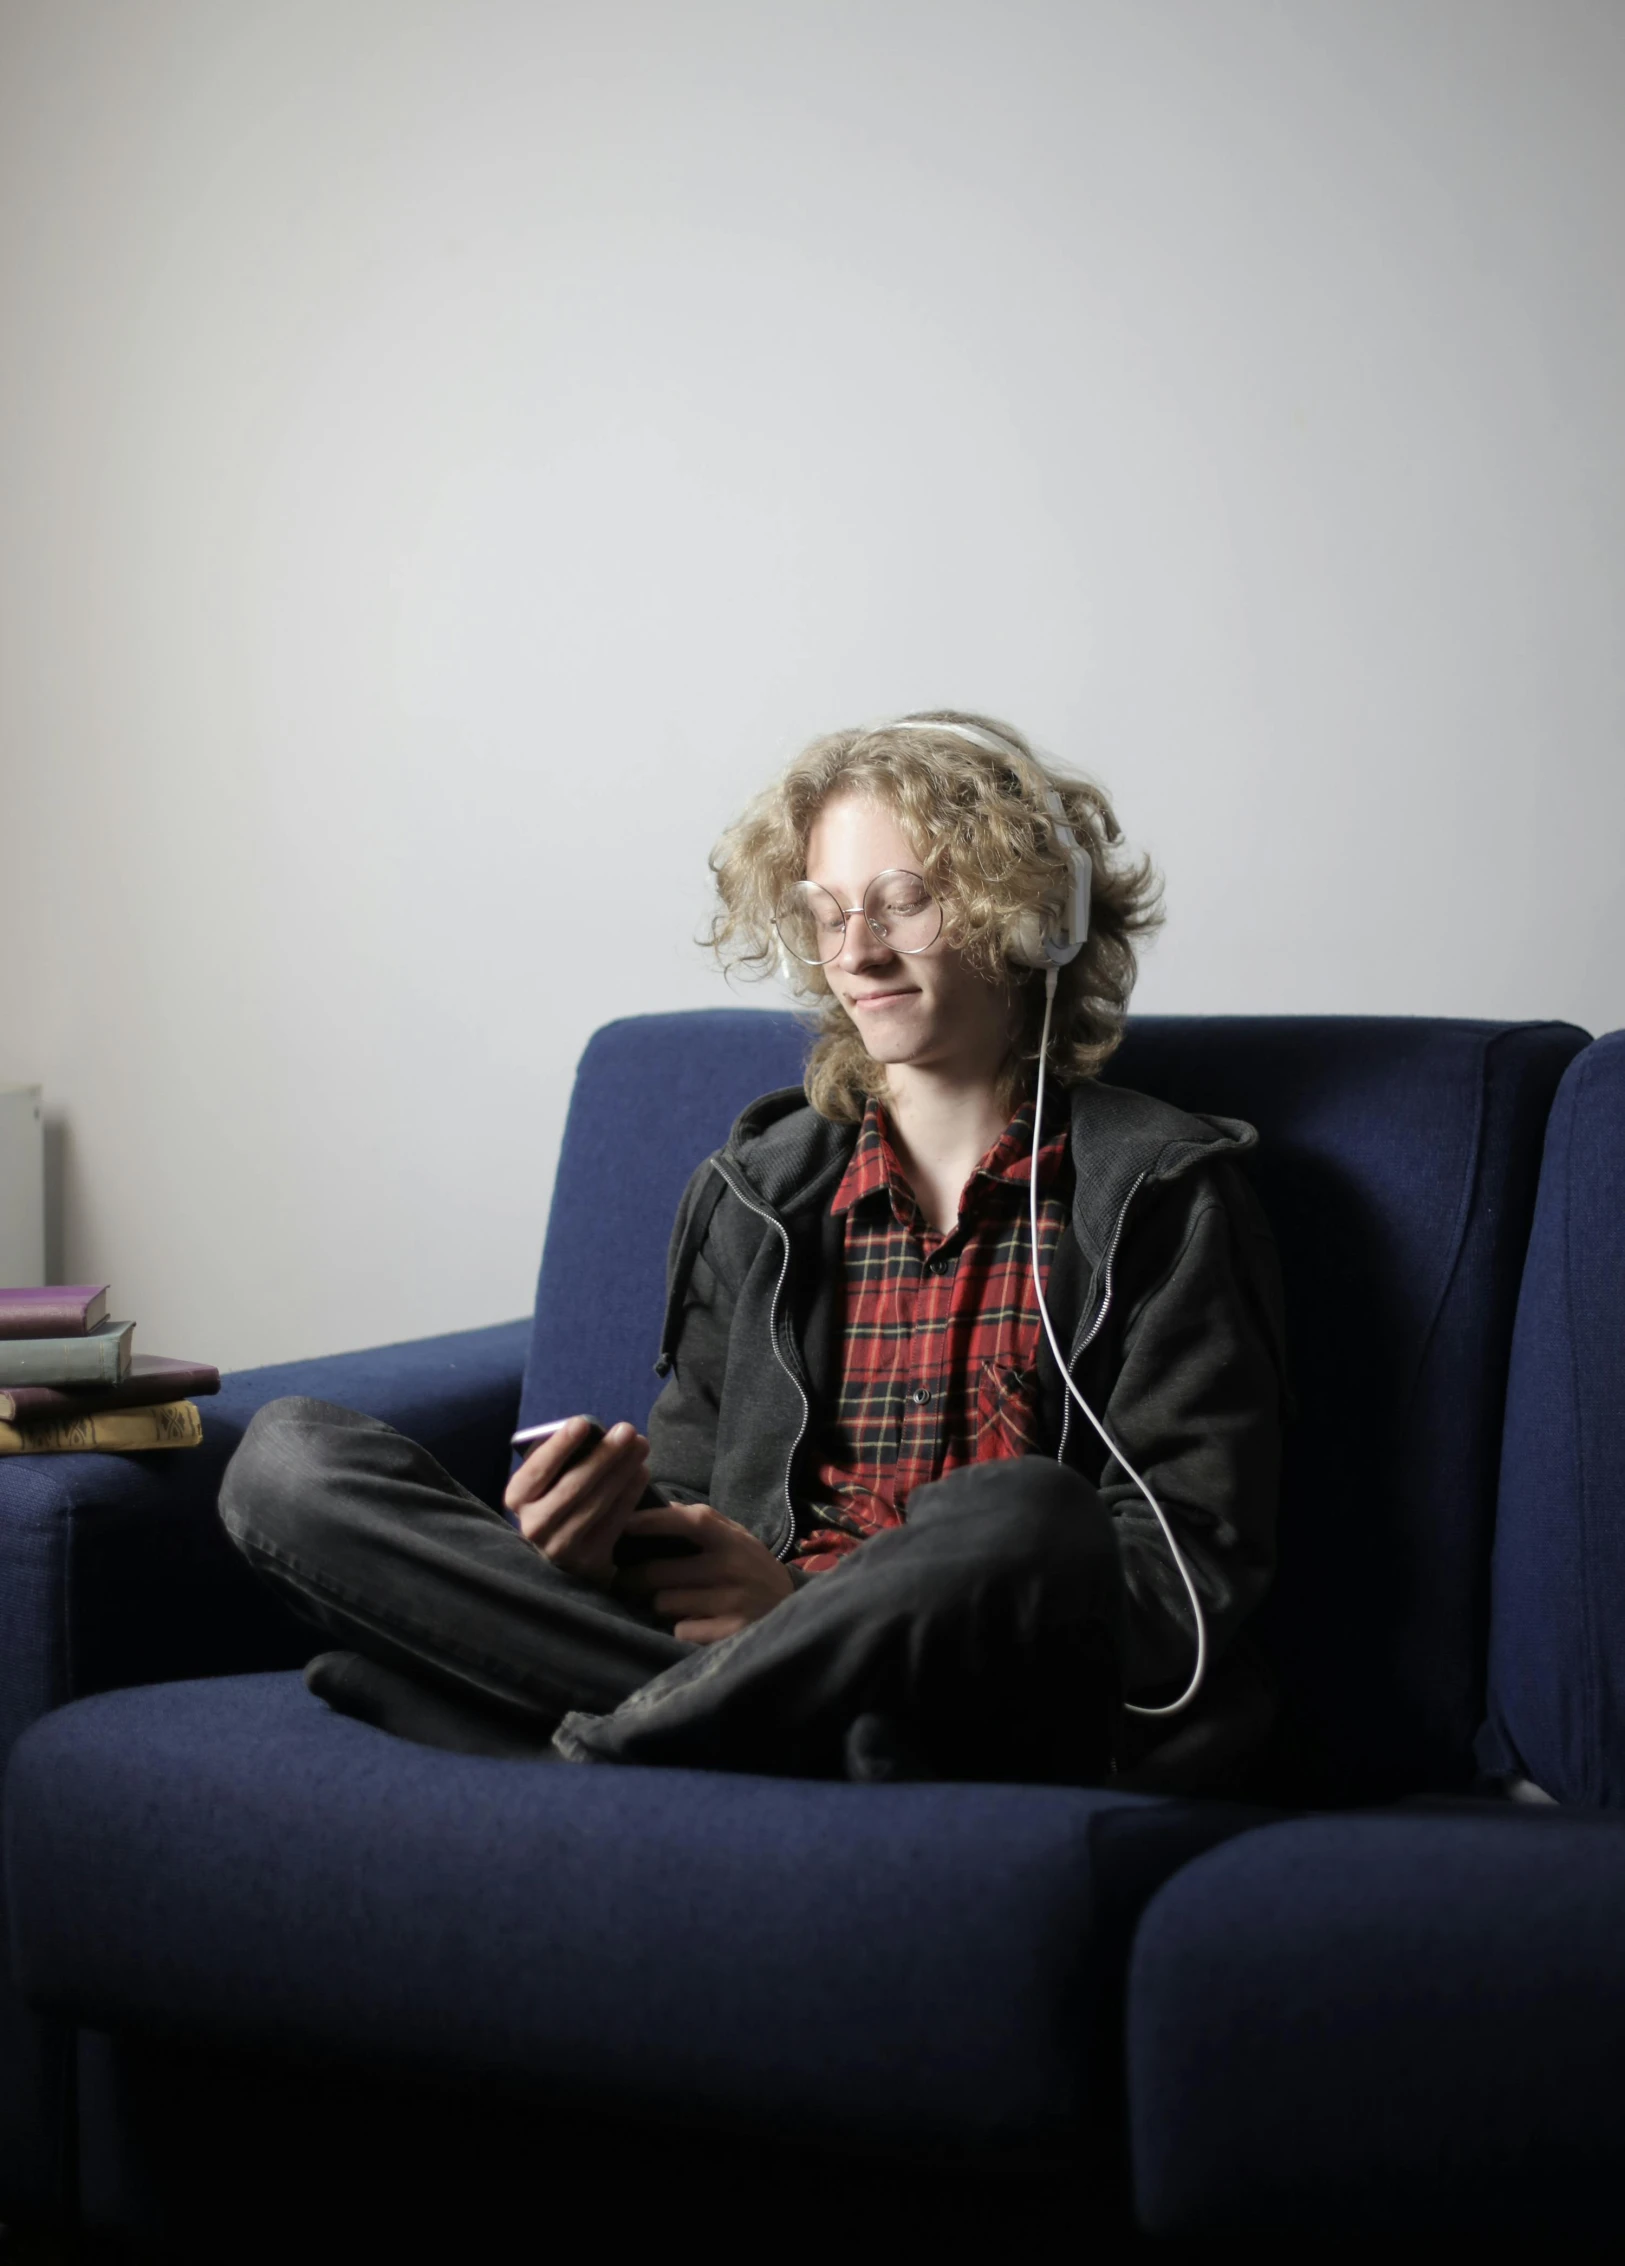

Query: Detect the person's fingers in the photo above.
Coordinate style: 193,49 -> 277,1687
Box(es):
540,1439 -> 650,1553
519,1424 -> 643,1535
548,1424 -> 643,1514
621,1501 -> 714,1538
509,1419 -> 639,1518
672,1614 -> 746,1644
614,1544 -> 718,1598
503,1415 -> 602,1511
600,1450 -> 655,1531
519,1423 -> 648,1549
614,1503 -> 720,1580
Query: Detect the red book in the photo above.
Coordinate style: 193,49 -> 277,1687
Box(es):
0,1355 -> 221,1423
0,1286 -> 110,1340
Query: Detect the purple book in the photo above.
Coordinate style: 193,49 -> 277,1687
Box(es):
0,1354 -> 221,1423
0,1285 -> 110,1341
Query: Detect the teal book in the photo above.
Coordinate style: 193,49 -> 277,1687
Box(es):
0,1320 -> 135,1388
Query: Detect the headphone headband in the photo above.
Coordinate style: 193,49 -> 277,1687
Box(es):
888,715 -> 1025,762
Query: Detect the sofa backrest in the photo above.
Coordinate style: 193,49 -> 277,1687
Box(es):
520,1012 -> 810,1442
1109,1016 -> 1586,1798
520,1009 -> 1587,1797
1479,1031 -> 1624,1805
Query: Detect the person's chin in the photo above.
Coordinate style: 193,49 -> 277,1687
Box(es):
852,1013 -> 932,1064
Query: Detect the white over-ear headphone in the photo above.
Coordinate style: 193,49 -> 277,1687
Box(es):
884,712 -> 1207,1720
887,716 -> 1090,967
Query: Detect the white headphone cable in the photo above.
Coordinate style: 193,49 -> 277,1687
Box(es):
1030,966 -> 1208,1718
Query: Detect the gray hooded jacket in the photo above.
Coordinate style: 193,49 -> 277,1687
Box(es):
647,1077 -> 1289,1778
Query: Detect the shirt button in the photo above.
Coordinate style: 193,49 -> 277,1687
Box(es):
910,1387 -> 931,1405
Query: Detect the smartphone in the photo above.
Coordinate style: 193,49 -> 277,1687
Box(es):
508,1417 -> 697,1561
510,1415 -> 605,1460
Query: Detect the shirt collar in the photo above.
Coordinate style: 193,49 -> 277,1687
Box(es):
830,1093 -> 1071,1222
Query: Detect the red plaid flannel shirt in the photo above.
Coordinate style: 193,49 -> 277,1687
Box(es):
794,1095 -> 1073,1573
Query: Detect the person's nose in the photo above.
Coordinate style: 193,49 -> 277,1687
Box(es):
835,906 -> 892,977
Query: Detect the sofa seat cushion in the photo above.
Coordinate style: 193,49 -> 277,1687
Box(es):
1126,1808 -> 1625,2234
7,1673 -> 1264,2161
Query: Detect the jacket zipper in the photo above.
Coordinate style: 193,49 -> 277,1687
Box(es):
709,1158 -> 805,1560
1058,1169 -> 1148,1467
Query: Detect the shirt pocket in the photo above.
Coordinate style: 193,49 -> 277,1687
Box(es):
975,1361 -> 1044,1459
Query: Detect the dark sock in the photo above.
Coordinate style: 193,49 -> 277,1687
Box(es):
304,1650 -> 560,1761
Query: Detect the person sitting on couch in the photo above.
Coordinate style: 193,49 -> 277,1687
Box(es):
221,709 -> 1287,1791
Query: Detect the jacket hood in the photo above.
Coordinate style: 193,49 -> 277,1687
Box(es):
716,1077 -> 1257,1265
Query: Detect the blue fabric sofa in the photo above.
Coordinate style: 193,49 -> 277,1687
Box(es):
1125,1028 -> 1625,2236
0,1010 -> 1591,2251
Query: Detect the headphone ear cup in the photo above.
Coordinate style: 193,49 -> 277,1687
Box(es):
1007,909 -> 1049,968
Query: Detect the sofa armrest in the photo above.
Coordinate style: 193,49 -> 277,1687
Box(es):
0,1319 -> 529,1765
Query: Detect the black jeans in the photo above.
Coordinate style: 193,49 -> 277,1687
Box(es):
219,1397 -> 1126,1783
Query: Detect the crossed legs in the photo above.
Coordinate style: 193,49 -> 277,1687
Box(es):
221,1397 -> 1126,1783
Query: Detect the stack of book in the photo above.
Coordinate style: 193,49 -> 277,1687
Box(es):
0,1285 -> 219,1455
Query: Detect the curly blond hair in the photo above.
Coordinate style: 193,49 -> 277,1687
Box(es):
707,709 -> 1164,1122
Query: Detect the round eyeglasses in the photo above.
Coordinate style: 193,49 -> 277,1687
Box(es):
773,869 -> 943,967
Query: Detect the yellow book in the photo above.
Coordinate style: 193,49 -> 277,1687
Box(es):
0,1399 -> 204,1454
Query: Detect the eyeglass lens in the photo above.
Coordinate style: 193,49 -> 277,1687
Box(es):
775,870 -> 942,966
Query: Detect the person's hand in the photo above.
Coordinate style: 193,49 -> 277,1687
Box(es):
503,1418 -> 649,1585
613,1502 -> 796,1642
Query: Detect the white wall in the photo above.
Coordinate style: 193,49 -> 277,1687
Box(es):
1,0 -> 1620,1371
